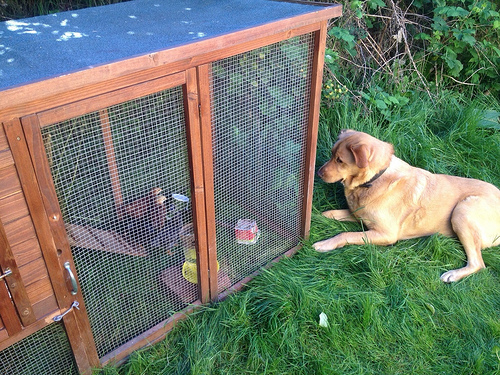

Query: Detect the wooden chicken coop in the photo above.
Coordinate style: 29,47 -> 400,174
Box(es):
0,0 -> 341,373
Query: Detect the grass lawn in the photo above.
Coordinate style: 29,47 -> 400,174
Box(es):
100,90 -> 500,374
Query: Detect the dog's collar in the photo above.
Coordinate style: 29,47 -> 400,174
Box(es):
359,168 -> 387,188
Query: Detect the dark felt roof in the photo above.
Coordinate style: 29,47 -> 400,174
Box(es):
0,0 -> 331,90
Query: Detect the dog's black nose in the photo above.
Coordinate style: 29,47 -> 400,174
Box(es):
317,167 -> 324,178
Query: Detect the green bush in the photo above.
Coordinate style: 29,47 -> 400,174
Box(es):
415,0 -> 500,94
321,0 -> 499,97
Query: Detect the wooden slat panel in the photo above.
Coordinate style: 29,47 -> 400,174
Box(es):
0,124 -> 9,151
301,22 -> 328,240
7,117 -> 100,372
0,278 -> 22,336
0,217 -> 36,326
8,237 -> 41,268
18,257 -> 49,287
26,275 -> 56,305
0,150 -> 14,170
27,276 -> 59,320
0,165 -> 22,199
32,294 -> 59,321
0,192 -> 30,225
3,216 -> 36,248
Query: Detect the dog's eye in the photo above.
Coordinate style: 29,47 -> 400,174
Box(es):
336,157 -> 343,163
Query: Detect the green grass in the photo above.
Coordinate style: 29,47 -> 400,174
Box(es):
98,90 -> 500,374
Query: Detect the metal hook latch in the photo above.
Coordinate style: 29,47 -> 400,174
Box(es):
53,301 -> 80,322
0,268 -> 12,281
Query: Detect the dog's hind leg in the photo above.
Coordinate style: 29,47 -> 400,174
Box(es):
441,197 -> 490,283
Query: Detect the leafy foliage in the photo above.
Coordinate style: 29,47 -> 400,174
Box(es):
416,0 -> 500,93
360,85 -> 410,119
320,0 -> 499,97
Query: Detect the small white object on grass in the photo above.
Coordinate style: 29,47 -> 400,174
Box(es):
319,312 -> 329,328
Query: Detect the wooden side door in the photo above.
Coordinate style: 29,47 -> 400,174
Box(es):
2,118 -> 100,373
0,119 -> 74,353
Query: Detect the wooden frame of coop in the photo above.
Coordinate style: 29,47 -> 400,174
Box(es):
0,2 -> 341,373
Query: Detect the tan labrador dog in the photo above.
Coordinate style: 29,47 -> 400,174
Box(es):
313,129 -> 500,282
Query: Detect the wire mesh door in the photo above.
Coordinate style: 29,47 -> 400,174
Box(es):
0,322 -> 78,375
209,33 -> 315,292
37,85 -> 200,359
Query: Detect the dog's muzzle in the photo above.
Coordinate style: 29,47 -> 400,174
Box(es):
317,167 -> 325,179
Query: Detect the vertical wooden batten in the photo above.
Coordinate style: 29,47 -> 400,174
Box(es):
100,109 -> 124,216
195,64 -> 219,301
301,21 -> 328,240
183,67 -> 211,304
0,219 -> 24,336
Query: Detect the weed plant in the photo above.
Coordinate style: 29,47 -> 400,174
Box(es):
100,90 -> 500,374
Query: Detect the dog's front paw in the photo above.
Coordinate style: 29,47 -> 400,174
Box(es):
313,239 -> 336,252
322,210 -> 339,219
440,264 -> 484,283
440,269 -> 464,283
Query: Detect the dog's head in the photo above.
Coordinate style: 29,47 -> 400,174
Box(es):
317,129 -> 394,189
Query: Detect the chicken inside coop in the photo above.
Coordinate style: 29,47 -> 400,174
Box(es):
117,188 -> 187,251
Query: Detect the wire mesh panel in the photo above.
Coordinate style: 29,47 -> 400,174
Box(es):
210,33 -> 315,289
0,322 -> 78,375
40,87 -> 197,358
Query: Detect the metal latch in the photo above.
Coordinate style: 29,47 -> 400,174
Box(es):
53,301 -> 80,322
0,268 -> 12,281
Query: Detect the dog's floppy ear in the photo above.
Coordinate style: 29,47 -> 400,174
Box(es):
349,144 -> 370,168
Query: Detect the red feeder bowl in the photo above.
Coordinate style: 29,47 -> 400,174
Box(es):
235,219 -> 260,244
